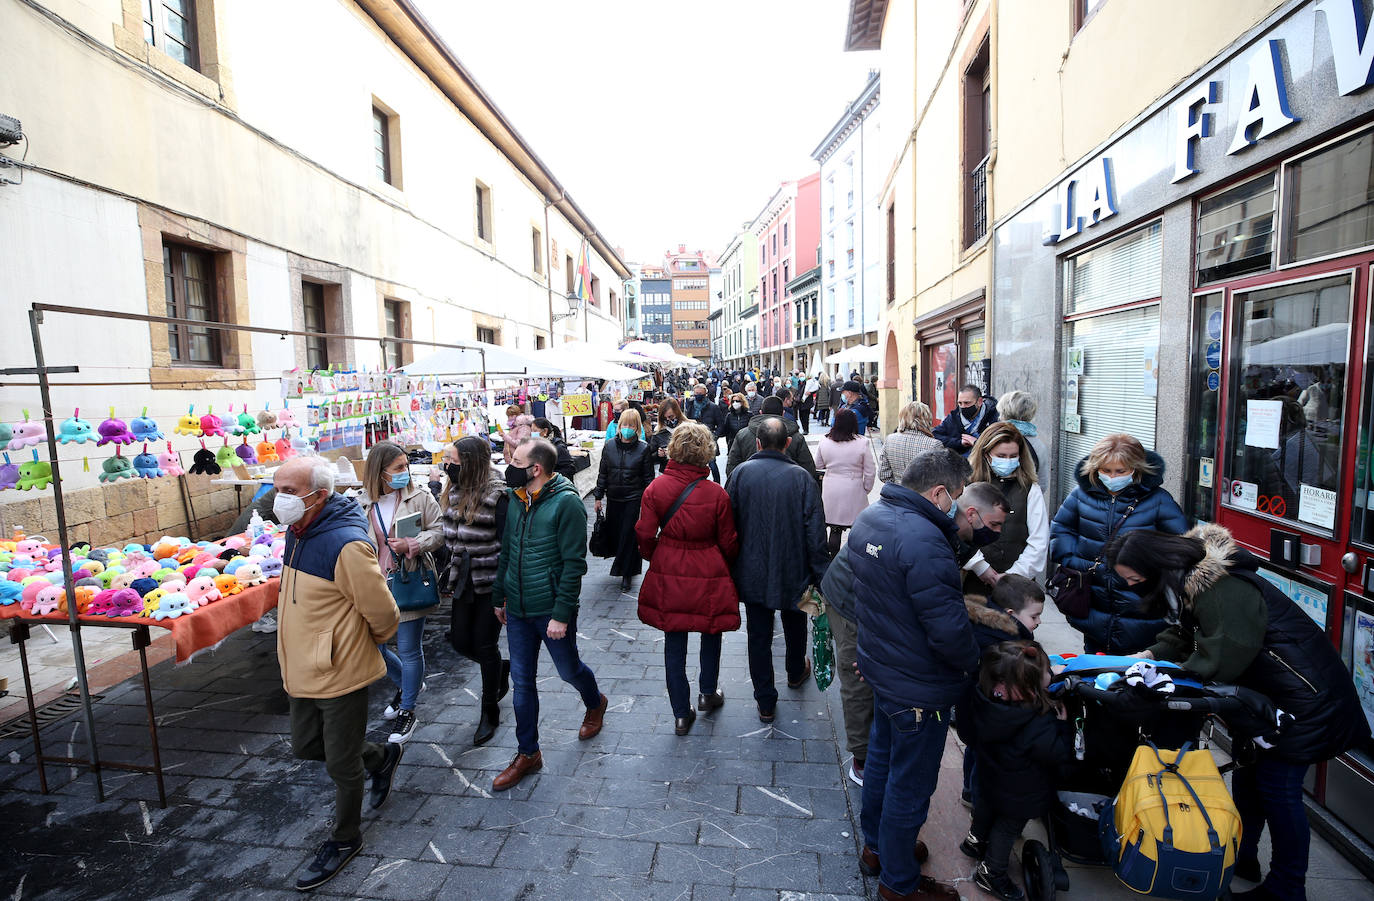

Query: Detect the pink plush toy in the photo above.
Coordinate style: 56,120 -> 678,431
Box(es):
90,588 -> 144,617
15,539 -> 45,558
200,412 -> 226,438
184,575 -> 222,607
276,407 -> 298,429
20,580 -> 47,611
275,436 -> 296,460
128,560 -> 160,580
31,585 -> 63,615
159,443 -> 185,477
9,418 -> 45,451
96,410 -> 136,447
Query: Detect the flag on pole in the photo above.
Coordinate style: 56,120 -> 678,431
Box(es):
574,239 -> 593,307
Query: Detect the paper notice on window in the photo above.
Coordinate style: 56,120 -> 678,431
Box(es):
1298,483 -> 1337,530
1244,399 -> 1282,449
1230,479 -> 1258,510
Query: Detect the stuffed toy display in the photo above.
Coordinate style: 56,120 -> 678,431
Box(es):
275,406 -> 298,429
130,412 -> 163,443
133,445 -> 163,479
189,444 -> 220,475
274,436 -> 296,460
0,454 -> 19,490
216,441 -> 239,470
17,459 -> 52,491
152,592 -> 195,620
256,439 -> 279,463
173,412 -> 202,437
199,411 -> 226,438
58,410 -> 97,445
95,410 -> 134,446
256,407 -> 278,431
0,423 -> 11,447
98,449 -> 136,483
9,416 -> 45,451
235,436 -> 258,465
233,406 -> 260,436
159,444 -> 184,477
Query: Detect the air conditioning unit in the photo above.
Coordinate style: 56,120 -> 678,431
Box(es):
0,115 -> 21,147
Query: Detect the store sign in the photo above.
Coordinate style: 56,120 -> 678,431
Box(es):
1043,0 -> 1374,245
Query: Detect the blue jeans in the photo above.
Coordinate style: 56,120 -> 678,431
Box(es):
860,689 -> 949,895
379,617 -> 426,710
1235,757 -> 1312,901
506,612 -> 601,755
663,631 -> 722,718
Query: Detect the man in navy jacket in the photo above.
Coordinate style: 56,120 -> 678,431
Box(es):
847,448 -> 977,901
932,385 -> 999,456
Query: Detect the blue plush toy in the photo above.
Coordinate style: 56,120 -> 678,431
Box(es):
133,446 -> 164,479
0,582 -> 22,605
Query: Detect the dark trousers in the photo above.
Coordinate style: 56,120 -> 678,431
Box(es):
506,612 -> 601,755
816,406 -> 830,426
663,631 -> 723,718
1235,758 -> 1312,901
971,797 -> 1029,879
744,602 -> 808,712
860,691 -> 948,895
606,497 -> 643,577
799,404 -> 811,433
448,583 -> 505,705
827,525 -> 848,558
289,688 -> 386,843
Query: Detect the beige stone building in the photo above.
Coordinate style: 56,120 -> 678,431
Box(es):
0,0 -> 627,541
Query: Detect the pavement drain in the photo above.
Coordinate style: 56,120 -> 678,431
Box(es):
0,691 -> 102,740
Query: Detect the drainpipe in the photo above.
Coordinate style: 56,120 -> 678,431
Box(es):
986,0 -> 1000,388
544,193 -> 563,345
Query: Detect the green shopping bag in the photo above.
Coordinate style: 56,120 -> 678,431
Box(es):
801,588 -> 835,691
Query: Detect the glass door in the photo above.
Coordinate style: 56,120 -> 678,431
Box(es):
1184,292 -> 1224,523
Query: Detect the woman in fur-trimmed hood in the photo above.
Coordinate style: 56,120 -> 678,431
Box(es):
1106,523 -> 1369,901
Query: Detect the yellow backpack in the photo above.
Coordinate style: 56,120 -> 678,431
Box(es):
1099,742 -> 1241,899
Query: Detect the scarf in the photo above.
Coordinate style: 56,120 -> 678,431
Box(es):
960,402 -> 987,432
1007,418 -> 1038,437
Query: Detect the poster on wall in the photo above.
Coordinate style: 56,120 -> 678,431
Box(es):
1351,610 -> 1374,732
1298,483 -> 1337,530
1198,456 -> 1214,489
1245,399 -> 1283,449
1142,345 -> 1159,398
560,393 -> 593,417
1065,376 -> 1080,412
1230,479 -> 1259,511
1063,413 -> 1082,434
1066,347 -> 1084,375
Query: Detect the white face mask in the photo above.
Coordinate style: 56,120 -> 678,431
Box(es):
274,489 -> 319,526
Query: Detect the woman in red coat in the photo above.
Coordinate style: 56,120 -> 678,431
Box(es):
635,422 -> 741,735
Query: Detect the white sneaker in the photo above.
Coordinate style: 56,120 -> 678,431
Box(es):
384,681 -> 425,720
250,610 -> 277,633
388,709 -> 417,744
848,758 -> 864,787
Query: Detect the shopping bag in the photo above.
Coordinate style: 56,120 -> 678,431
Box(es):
588,510 -> 613,558
805,589 -> 835,692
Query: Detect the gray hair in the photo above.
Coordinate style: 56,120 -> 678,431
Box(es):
997,390 -> 1037,423
900,448 -> 972,496
756,417 -> 789,451
306,456 -> 337,493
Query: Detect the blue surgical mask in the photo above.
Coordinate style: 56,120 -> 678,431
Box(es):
619,427 -> 636,440
989,457 -> 1020,478
1100,473 -> 1134,493
946,496 -> 959,520
388,471 -> 411,490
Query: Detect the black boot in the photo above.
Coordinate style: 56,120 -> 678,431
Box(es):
496,659 -> 510,702
474,703 -> 499,746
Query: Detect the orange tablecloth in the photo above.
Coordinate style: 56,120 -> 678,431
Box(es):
0,580 -> 279,663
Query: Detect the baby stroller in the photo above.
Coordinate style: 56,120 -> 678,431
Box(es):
1016,654 -> 1286,901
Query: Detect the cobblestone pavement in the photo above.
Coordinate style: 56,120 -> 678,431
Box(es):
2,478 -> 1372,900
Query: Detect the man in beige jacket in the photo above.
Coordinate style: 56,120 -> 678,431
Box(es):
273,457 -> 402,892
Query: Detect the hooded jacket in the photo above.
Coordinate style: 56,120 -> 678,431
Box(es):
1050,451 -> 1188,653
965,595 -> 1034,651
726,449 -> 829,611
956,686 -> 1073,818
491,474 -> 587,623
277,493 -> 399,699
1148,524 -> 1371,765
848,483 -> 980,710
725,413 -> 817,477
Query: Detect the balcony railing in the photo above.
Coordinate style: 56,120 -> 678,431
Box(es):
967,155 -> 989,246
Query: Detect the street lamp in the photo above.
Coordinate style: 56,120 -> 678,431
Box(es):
552,291 -> 581,323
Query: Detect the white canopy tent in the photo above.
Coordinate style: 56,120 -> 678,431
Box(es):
822,344 -> 881,369
620,340 -> 703,368
541,340 -> 647,365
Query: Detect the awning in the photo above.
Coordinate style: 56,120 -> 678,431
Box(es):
822,344 -> 881,367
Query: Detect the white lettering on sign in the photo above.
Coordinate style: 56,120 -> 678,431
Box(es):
1042,158 -> 1117,245
1227,40 -> 1300,155
1317,0 -> 1374,96
1172,81 -> 1219,183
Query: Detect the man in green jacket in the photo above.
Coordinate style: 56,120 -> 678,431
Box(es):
490,438 -> 608,791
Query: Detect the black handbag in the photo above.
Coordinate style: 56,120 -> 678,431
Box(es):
588,509 -> 613,558
1047,502 -> 1138,620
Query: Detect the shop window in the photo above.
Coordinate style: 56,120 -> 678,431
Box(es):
1283,127 -> 1374,264
925,341 -> 960,421
1065,221 -> 1162,315
163,241 -> 220,366
302,281 -> 329,372
1224,272 -> 1350,530
1196,172 -> 1276,285
1184,292 -> 1224,522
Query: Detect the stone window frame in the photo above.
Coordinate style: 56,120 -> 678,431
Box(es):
287,254 -> 355,373
114,0 -> 236,108
378,290 -> 415,368
138,205 -> 254,389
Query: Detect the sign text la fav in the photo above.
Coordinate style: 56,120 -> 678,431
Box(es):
1043,0 -> 1374,246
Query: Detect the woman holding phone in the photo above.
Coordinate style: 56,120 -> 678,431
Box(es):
361,441 -> 444,744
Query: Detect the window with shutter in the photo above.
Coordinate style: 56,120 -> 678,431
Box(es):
1065,221 -> 1162,315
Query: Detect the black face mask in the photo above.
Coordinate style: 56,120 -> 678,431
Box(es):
443,463 -> 461,483
505,465 -> 531,489
968,510 -> 1000,548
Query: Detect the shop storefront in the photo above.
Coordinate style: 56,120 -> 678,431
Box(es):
993,0 -> 1374,866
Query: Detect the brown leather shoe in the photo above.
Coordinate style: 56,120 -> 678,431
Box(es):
858,841 -> 930,877
787,658 -> 813,689
492,751 -> 542,792
876,875 -> 959,901
578,694 -> 608,740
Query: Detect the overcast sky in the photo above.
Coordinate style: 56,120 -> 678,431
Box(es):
414,0 -> 879,265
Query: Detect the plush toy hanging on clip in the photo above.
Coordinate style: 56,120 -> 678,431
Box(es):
257,402 -> 278,432
173,405 -> 202,437
130,407 -> 163,442
236,434 -> 258,465
98,445 -> 136,483
233,403 -> 261,436
276,403 -> 298,430
95,407 -> 134,446
274,430 -> 297,461
188,439 -> 220,475
59,408 -> 97,445
133,443 -> 163,479
256,438 -> 280,463
18,450 -> 53,490
9,411 -> 45,451
0,453 -> 20,490
159,442 -> 184,477
215,435 -> 239,469
199,405 -> 226,438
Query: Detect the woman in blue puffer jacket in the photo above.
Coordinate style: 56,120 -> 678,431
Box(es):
1050,434 -> 1187,653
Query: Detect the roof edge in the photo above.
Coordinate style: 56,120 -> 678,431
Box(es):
844,0 -> 889,51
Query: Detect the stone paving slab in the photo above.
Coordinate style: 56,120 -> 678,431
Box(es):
1,485 -> 1372,900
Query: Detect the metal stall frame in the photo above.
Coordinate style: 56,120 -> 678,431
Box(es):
8,301 -> 508,805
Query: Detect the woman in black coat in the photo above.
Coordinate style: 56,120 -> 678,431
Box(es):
1108,525 -> 1370,901
721,393 -> 753,449
595,408 -> 657,591
649,397 -> 684,474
